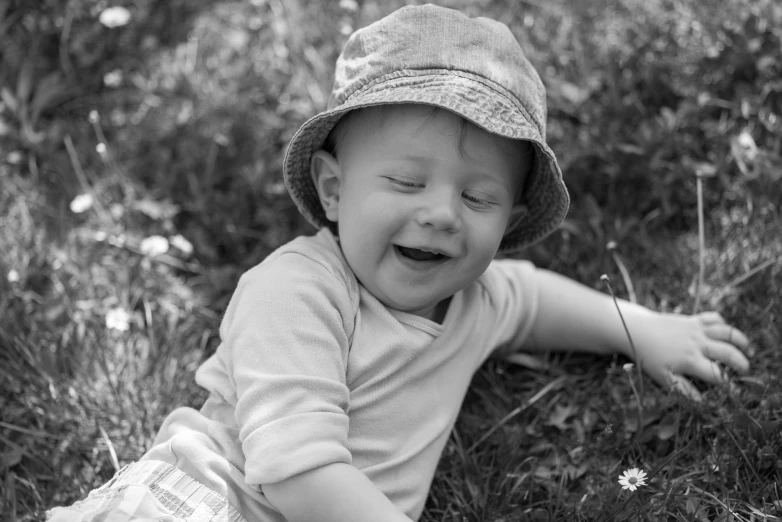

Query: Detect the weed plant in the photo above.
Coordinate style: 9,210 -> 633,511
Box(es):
1,0 -> 780,520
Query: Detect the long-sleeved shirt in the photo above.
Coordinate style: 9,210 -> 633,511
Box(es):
143,227 -> 539,521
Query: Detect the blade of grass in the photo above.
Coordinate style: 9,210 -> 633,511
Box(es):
466,376 -> 565,454
693,174 -> 706,314
724,255 -> 782,289
601,274 -> 644,435
98,424 -> 120,472
607,241 -> 637,304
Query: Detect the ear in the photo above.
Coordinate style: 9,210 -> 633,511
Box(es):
310,149 -> 342,223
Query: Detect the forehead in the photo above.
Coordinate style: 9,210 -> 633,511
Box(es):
341,105 -> 527,168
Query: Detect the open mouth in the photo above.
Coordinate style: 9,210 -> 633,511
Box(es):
395,245 -> 450,262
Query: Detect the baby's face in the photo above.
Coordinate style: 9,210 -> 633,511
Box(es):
319,105 -> 528,321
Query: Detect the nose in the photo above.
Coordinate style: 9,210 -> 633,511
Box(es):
416,187 -> 462,232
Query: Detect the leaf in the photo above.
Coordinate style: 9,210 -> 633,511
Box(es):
713,510 -> 736,522
615,143 -> 646,155
582,193 -> 603,240
655,413 -> 678,440
562,463 -> 588,481
1,86 -> 18,115
558,81 -> 590,106
660,106 -> 678,130
533,465 -> 554,479
745,505 -> 776,521
0,443 -> 23,469
546,404 -> 578,431
20,119 -> 46,145
16,60 -> 34,104
133,198 -> 180,220
687,277 -> 713,299
43,301 -> 68,322
733,411 -> 767,439
693,162 -> 718,178
546,77 -> 591,112
30,71 -> 71,123
0,0 -> 10,29
504,352 -> 548,370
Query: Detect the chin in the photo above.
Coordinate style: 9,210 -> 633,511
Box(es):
405,297 -> 447,314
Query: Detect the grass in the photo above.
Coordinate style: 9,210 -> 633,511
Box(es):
1,0 -> 781,520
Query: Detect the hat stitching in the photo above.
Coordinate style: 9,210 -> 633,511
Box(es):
336,68 -> 543,133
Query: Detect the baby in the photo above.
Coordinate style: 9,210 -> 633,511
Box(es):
47,4 -> 751,522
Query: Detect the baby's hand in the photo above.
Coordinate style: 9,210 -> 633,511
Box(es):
630,311 -> 751,401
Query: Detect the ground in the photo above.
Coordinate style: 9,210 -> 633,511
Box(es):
0,0 -> 781,520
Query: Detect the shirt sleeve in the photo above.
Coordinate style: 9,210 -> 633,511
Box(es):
478,258 -> 540,359
214,251 -> 355,486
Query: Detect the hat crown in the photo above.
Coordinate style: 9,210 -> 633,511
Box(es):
330,4 -> 547,136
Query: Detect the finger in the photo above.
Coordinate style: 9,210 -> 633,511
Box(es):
698,311 -> 725,326
669,374 -> 702,402
689,358 -> 730,386
703,323 -> 751,352
702,340 -> 750,373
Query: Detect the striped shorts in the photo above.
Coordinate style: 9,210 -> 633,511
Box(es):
46,460 -> 246,522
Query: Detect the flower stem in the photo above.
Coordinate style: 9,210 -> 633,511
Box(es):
693,175 -> 705,314
601,274 -> 644,434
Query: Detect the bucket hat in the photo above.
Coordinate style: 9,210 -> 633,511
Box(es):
283,3 -> 569,253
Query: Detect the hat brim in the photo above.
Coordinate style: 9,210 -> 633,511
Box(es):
283,70 -> 569,254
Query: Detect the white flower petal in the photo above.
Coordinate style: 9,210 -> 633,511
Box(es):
99,6 -> 131,28
103,69 -> 123,87
140,235 -> 169,257
339,0 -> 358,11
105,308 -> 131,331
169,234 -> 193,256
70,193 -> 94,214
7,150 -> 23,164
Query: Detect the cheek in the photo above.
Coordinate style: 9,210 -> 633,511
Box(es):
336,192 -> 398,255
341,189 -> 402,229
470,214 -> 508,253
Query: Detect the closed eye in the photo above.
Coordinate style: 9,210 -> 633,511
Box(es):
462,192 -> 496,208
387,177 -> 422,188
462,193 -> 485,204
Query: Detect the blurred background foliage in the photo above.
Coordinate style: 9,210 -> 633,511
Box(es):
1,0 -> 781,520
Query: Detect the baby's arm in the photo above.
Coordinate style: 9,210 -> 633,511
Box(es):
264,463 -> 413,522
525,269 -> 751,400
220,253 -> 413,522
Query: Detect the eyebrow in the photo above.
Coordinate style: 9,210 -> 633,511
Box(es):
399,153 -> 433,164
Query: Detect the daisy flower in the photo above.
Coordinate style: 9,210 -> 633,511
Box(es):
106,308 -> 131,332
618,468 -> 648,491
